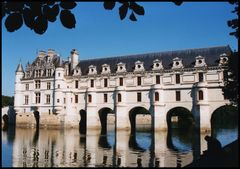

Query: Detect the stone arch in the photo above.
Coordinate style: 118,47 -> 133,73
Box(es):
166,107 -> 194,129
98,107 -> 114,135
128,106 -> 151,134
211,105 -> 238,136
79,109 -> 87,134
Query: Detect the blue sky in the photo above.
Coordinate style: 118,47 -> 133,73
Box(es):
2,2 -> 237,96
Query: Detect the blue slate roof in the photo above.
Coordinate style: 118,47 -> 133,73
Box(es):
77,45 -> 231,75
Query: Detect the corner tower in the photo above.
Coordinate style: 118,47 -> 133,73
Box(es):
14,62 -> 24,113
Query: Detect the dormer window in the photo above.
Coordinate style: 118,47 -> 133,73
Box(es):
172,57 -> 183,69
134,60 -> 145,72
73,67 -> 81,76
117,62 -> 127,73
88,65 -> 97,75
219,53 -> 228,66
101,64 -> 111,74
195,55 -> 207,67
152,59 -> 163,70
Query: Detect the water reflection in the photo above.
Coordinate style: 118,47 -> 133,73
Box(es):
1,126 -> 237,167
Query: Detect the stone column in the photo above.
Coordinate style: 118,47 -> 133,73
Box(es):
116,104 -> 131,130
86,105 -> 101,129
154,104 -> 167,131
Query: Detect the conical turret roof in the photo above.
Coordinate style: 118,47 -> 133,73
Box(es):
16,63 -> 24,72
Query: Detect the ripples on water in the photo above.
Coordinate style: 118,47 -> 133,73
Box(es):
1,126 -> 238,167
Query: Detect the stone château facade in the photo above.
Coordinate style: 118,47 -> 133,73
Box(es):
14,46 -> 231,131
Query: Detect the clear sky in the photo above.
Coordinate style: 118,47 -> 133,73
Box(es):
2,2 -> 237,96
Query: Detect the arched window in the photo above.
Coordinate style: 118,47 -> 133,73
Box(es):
155,92 -> 159,101
88,94 -> 92,103
118,93 -> 122,102
199,90 -> 204,100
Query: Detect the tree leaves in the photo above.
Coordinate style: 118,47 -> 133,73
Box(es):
172,1 -> 183,6
43,4 -> 59,22
129,12 -> 137,21
60,2 -> 77,9
5,12 -> 23,32
2,2 -> 77,34
23,8 -> 35,29
103,1 -> 116,10
60,10 -> 76,28
119,3 -> 129,20
34,15 -> 48,34
130,2 -> 144,15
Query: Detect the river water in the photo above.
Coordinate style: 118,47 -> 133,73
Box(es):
1,125 -> 238,167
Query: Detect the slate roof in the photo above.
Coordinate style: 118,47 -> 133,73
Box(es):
16,63 -> 24,72
77,46 -> 231,75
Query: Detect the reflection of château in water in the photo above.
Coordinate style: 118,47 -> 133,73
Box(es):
14,46 -> 232,131
9,128 -> 208,167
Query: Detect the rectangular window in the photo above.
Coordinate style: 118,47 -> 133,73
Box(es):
47,82 -> 51,90
26,84 -> 29,90
199,72 -> 203,82
176,74 -> 180,84
137,77 -> 141,86
137,92 -> 141,102
57,99 -> 60,103
24,95 -> 29,105
91,79 -> 94,87
58,73 -> 60,77
35,80 -> 41,89
58,84 -> 60,88
104,78 -> 108,87
35,93 -> 41,104
46,94 -> 50,104
64,98 -> 66,104
104,94 -> 108,103
119,77 -> 123,86
118,93 -> 122,102
156,75 -> 160,84
88,94 -> 92,103
35,70 -> 41,77
75,80 -> 78,88
176,91 -> 180,101
75,95 -> 78,103
47,69 -> 52,76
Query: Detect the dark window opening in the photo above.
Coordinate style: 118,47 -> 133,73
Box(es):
137,77 -> 141,86
91,79 -> 94,87
104,94 -> 108,103
118,93 -> 122,102
176,74 -> 180,84
199,72 -> 203,82
155,92 -> 159,101
156,75 -> 160,84
176,91 -> 180,101
88,94 -> 92,103
137,93 -> 141,102
199,90 -> 204,100
119,77 -> 123,86
104,78 -> 108,87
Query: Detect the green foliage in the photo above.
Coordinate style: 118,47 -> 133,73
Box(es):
2,95 -> 14,108
227,2 -> 238,39
211,105 -> 238,127
223,51 -> 239,106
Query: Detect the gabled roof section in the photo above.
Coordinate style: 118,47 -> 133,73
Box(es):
77,46 -> 231,75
